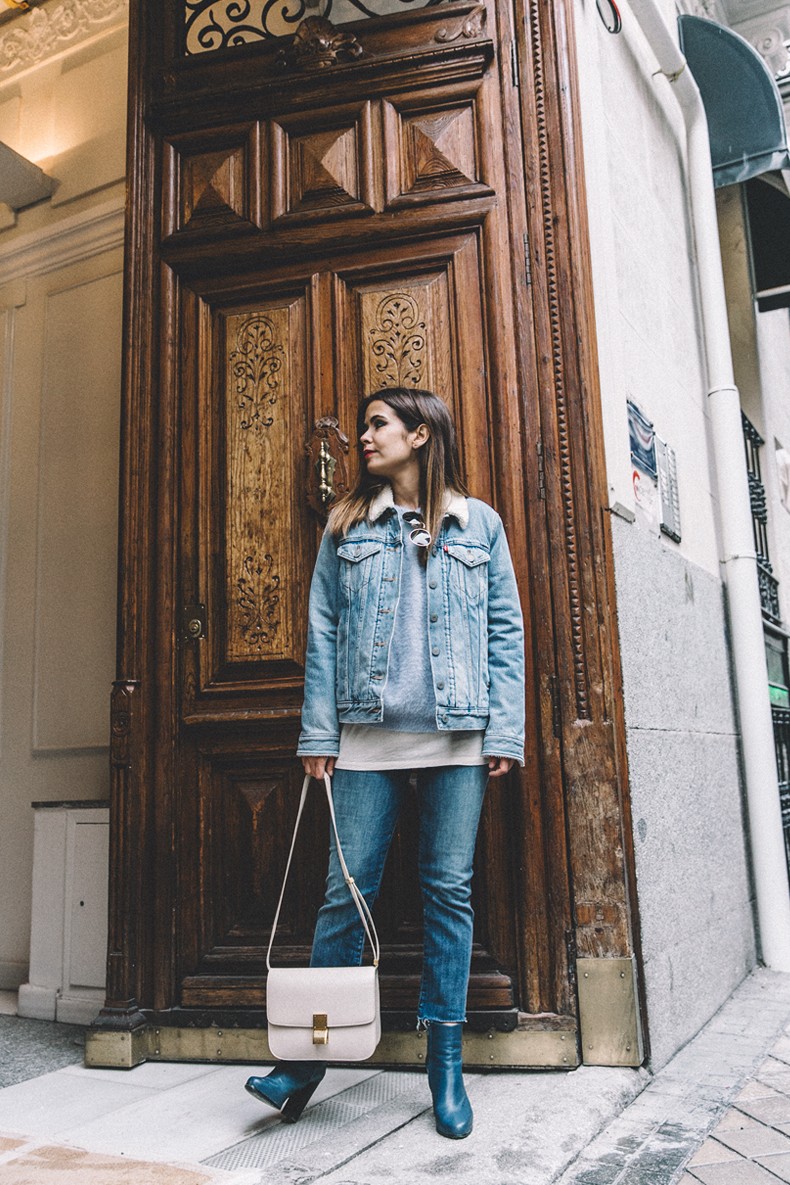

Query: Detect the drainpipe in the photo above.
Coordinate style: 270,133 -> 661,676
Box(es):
624,0 -> 790,970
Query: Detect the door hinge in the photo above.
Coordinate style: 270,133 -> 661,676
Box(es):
565,928 -> 577,986
523,233 -> 532,287
510,39 -> 520,88
536,438 -> 546,500
550,674 -> 561,738
182,602 -> 207,642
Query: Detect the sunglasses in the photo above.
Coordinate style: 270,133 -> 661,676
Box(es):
402,511 -> 431,549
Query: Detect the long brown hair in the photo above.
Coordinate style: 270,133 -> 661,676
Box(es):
328,389 -> 469,552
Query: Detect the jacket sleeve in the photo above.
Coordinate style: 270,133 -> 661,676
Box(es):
482,515 -> 526,766
296,525 -> 341,756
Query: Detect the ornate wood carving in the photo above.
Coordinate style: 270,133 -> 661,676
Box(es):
223,307 -> 289,662
276,16 -> 364,71
229,313 -> 284,432
526,0 -> 589,722
334,236 -> 489,496
235,553 -> 281,650
435,4 -> 486,43
367,292 -> 428,388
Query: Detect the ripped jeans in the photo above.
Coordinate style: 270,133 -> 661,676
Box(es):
309,764 -> 489,1023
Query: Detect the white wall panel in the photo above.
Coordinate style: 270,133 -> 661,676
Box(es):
0,241 -> 123,983
32,269 -> 121,752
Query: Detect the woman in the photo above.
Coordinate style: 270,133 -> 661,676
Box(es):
246,388 -> 525,1139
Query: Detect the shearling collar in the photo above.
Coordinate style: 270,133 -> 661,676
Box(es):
368,485 -> 469,528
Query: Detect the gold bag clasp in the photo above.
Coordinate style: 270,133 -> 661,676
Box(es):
312,1013 -> 329,1045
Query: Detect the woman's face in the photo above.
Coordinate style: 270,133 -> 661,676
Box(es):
359,400 -> 427,480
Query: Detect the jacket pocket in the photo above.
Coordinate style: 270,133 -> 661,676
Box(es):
337,540 -> 384,595
445,542 -> 490,604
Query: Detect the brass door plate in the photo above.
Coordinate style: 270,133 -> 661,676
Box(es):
85,1023 -> 579,1070
182,603 -> 207,642
576,956 -> 643,1066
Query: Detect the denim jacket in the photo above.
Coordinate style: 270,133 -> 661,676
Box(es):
297,487 -> 525,765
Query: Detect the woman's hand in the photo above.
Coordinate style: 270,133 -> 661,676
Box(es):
302,755 -> 337,779
487,756 -> 515,778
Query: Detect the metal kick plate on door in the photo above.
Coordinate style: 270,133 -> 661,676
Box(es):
576,956 -> 643,1066
182,603 -> 207,642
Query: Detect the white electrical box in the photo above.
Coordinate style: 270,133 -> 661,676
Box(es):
18,802 -> 109,1025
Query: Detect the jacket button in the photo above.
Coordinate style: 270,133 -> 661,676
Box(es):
429,580 -> 437,589
432,647 -> 439,656
430,614 -> 438,623
436,681 -> 444,690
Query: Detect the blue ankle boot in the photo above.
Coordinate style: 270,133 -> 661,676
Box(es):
245,1062 -> 326,1124
426,1022 -> 473,1139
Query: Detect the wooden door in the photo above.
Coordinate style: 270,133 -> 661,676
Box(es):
92,0 -> 642,1070
163,8 -> 543,1024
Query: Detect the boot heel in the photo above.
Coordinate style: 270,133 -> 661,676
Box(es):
245,1062 -> 326,1123
281,1077 -> 322,1124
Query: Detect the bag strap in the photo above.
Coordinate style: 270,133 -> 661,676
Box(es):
267,772 -> 380,971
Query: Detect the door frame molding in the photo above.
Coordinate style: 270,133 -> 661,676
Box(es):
86,0 -> 645,1069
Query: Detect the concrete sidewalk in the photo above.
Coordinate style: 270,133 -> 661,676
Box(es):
0,968 -> 788,1185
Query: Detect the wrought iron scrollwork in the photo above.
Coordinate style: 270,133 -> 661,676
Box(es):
184,0 -> 446,55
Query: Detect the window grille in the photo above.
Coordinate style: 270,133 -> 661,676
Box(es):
743,412 -> 781,623
184,0 -> 446,55
772,707 -> 790,877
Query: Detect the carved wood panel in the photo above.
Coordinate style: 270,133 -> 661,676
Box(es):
179,748 -> 515,1011
163,123 -> 262,238
223,307 -> 289,662
179,284 -> 312,719
333,233 -> 492,501
180,749 -> 328,1005
271,102 -> 378,224
383,81 -> 493,209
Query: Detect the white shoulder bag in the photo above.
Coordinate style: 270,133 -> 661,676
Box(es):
266,772 -> 381,1062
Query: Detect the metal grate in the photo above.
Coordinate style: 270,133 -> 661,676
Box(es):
203,1070 -> 426,1172
743,413 -> 781,624
773,706 -> 790,882
184,0 -> 447,55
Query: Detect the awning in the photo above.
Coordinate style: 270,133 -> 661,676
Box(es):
678,14 -> 790,188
